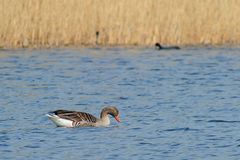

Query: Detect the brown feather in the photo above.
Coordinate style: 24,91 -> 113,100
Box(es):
54,110 -> 97,123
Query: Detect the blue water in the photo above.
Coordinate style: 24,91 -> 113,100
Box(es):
0,47 -> 240,159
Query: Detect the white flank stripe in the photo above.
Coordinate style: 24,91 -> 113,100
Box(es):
46,114 -> 73,128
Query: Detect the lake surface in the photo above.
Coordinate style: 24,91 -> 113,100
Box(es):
0,47 -> 240,160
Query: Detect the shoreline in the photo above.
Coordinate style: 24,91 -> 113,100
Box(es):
1,43 -> 240,50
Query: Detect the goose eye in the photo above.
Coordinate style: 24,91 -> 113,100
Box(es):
109,113 -> 114,117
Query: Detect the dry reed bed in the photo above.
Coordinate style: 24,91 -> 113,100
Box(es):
0,0 -> 240,48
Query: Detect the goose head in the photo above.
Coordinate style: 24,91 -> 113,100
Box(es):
100,106 -> 121,122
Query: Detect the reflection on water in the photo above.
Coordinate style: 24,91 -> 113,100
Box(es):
0,47 -> 240,159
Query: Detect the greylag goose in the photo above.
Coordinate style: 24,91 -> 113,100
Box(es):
46,106 -> 121,127
155,43 -> 180,50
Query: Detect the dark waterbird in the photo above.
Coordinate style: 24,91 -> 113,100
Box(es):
155,43 -> 180,50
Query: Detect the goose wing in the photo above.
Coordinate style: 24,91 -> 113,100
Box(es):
53,110 -> 98,123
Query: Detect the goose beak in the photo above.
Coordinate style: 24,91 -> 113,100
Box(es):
114,115 -> 121,122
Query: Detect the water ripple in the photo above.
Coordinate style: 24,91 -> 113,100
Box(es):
161,127 -> 199,132
208,120 -> 240,123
